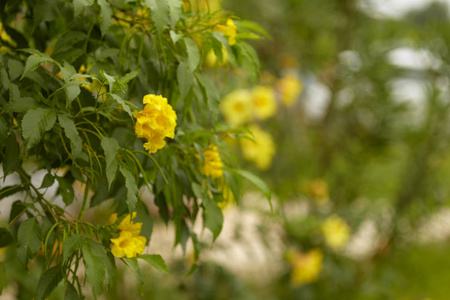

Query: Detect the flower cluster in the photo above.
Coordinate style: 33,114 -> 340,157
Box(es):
134,94 -> 177,154
200,145 -> 224,179
241,125 -> 276,170
110,213 -> 147,258
287,248 -> 323,287
321,215 -> 351,250
215,19 -> 237,46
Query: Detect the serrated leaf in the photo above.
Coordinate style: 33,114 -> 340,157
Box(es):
8,59 -> 24,81
9,201 -> 27,223
3,133 -> 19,175
124,258 -> 143,288
119,165 -> 138,212
101,137 -> 120,169
17,217 -> 42,265
73,0 -> 94,18
21,55 -> 57,79
168,0 -> 182,25
117,70 -> 139,85
110,94 -> 132,118
105,159 -> 118,190
63,234 -> 84,262
64,282 -> 80,300
58,115 -> 83,159
145,0 -> 169,34
195,72 -> 219,104
183,38 -> 200,72
139,254 -> 168,273
40,173 -> 55,189
82,241 -> 106,299
0,68 -> 10,91
0,228 -> 13,248
21,108 -> 57,152
235,169 -> 271,206
56,176 -> 75,206
97,0 -> 112,36
100,70 -> 115,93
61,62 -> 77,81
0,262 -> 6,295
177,61 -> 192,99
36,266 -> 62,300
0,185 -> 25,201
9,83 -> 20,102
6,96 -> 39,113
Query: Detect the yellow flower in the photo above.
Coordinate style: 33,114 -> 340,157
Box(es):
200,145 -> 224,178
111,230 -> 146,258
251,86 -> 277,120
321,215 -> 350,250
241,125 -> 275,170
116,212 -> 142,237
0,22 -> 14,45
288,249 -> 323,287
277,72 -> 303,107
134,94 -> 177,154
109,213 -> 118,224
218,182 -> 234,209
205,46 -> 229,68
220,89 -> 252,127
215,19 -> 237,46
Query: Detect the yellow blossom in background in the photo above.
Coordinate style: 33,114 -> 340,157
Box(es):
251,86 -> 277,120
277,72 -> 303,107
288,248 -> 323,287
215,19 -> 237,46
220,89 -> 252,127
241,125 -> 275,170
109,213 -> 118,224
110,230 -> 146,258
304,178 -> 329,204
321,215 -> 351,250
218,182 -> 235,209
200,145 -> 224,178
134,94 -> 177,153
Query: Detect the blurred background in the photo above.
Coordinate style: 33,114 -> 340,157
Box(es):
5,0 -> 450,299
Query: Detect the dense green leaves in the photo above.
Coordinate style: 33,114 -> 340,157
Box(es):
98,0 -> 112,36
145,0 -> 169,34
21,54 -> 57,80
63,234 -> 85,261
58,115 -> 83,159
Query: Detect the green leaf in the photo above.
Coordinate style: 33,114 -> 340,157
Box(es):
63,234 -> 84,262
177,61 -> 192,99
119,165 -> 139,212
0,185 -> 26,201
117,70 -> 139,85
168,0 -> 182,25
82,242 -> 106,299
195,72 -> 219,104
235,42 -> 260,82
101,137 -> 120,189
9,201 -> 28,223
21,54 -> 57,80
138,254 -> 168,273
124,258 -> 143,288
21,108 -> 57,152
17,217 -> 43,265
183,38 -> 200,72
40,173 -> 55,189
192,183 -> 223,240
36,266 -> 62,300
5,95 -> 39,113
235,169 -> 271,205
100,70 -> 115,93
0,262 -> 6,295
8,59 -> 24,81
0,118 -> 7,150
0,228 -> 14,248
58,115 -> 83,159
97,0 -> 112,36
73,0 -> 94,18
0,68 -> 10,91
56,176 -> 75,206
3,133 -> 19,175
9,83 -> 20,103
110,94 -> 133,118
145,0 -> 169,34
64,282 -> 80,300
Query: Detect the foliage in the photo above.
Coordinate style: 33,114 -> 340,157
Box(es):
0,0 -> 270,298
